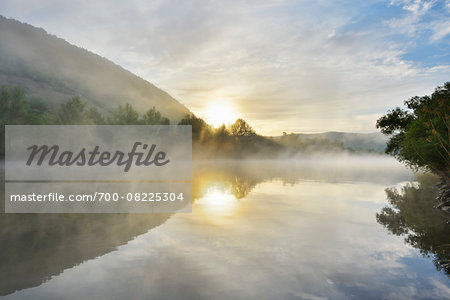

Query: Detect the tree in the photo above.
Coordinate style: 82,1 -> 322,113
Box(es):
0,86 -> 29,124
178,113 -> 211,141
228,118 -> 256,137
1,86 -> 30,157
0,86 -> 52,157
142,106 -> 170,125
376,82 -> 450,181
85,107 -> 106,124
57,96 -> 88,124
108,103 -> 140,125
213,124 -> 229,140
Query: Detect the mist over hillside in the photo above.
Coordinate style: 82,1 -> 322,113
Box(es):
273,132 -> 387,153
0,15 -> 190,123
0,16 -> 388,154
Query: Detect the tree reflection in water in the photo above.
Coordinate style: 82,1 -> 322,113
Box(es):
0,158 -> 414,296
376,174 -> 450,276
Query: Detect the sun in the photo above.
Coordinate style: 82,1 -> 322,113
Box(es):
203,100 -> 238,127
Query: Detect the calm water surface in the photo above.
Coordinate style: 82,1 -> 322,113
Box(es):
1,156 -> 450,299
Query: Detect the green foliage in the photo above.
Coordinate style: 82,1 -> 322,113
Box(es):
57,99 -> 172,126
57,100 -> 171,126
85,107 -> 106,125
1,87 -> 172,127
0,88 -> 174,157
57,97 -> 88,124
376,82 -> 450,177
0,86 -> 29,124
0,86 -> 53,156
142,107 -> 170,125
0,86 -> 53,126
108,103 -> 140,125
29,97 -> 50,114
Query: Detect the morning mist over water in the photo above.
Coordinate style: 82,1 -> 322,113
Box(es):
2,157 -> 449,299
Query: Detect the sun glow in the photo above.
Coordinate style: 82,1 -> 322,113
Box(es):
196,186 -> 238,218
203,100 -> 238,127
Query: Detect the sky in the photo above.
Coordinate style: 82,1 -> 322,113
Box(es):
1,0 -> 449,135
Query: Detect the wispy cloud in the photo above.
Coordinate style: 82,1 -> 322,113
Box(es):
0,0 -> 449,134
388,0 -> 450,41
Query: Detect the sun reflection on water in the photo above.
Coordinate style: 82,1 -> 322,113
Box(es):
195,184 -> 238,219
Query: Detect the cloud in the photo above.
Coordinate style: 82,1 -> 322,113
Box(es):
388,0 -> 450,41
430,20 -> 450,41
0,0 -> 449,134
386,0 -> 433,35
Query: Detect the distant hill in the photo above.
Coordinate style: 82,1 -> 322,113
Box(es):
0,15 -> 190,123
273,132 -> 387,153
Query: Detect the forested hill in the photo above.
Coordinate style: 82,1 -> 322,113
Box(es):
0,15 -> 190,123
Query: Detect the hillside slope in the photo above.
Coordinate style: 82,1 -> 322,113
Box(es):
0,16 -> 190,122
